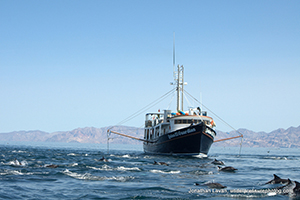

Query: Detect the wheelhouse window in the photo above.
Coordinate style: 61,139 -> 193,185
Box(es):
174,119 -> 203,124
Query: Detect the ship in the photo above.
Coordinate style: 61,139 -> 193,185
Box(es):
142,65 -> 216,156
108,64 -> 217,157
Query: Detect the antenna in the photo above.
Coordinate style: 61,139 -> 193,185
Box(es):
173,32 -> 176,81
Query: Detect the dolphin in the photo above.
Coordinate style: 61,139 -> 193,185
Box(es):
194,182 -> 227,189
211,159 -> 225,165
266,174 -> 289,184
14,158 -> 22,166
99,157 -> 108,162
268,179 -> 300,197
45,164 -> 58,168
153,161 -> 169,166
293,181 -> 300,194
217,166 -> 237,172
279,179 -> 300,196
276,179 -> 297,196
276,179 -> 293,190
204,182 -> 227,189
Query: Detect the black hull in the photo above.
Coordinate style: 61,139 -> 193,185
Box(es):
143,124 -> 215,156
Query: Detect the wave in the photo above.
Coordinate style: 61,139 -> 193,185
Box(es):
87,165 -> 141,172
190,170 -> 214,175
109,154 -> 139,159
87,164 -> 113,171
0,169 -> 49,176
150,169 -> 180,174
2,160 -> 28,166
116,166 -> 141,171
11,150 -> 27,153
68,163 -> 78,167
62,169 -> 134,182
67,153 -> 88,156
67,153 -> 78,156
262,156 -> 288,160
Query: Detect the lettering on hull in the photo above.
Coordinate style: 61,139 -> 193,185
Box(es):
167,128 -> 196,139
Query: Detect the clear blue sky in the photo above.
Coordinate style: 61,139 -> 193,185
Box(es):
1,0 -> 299,133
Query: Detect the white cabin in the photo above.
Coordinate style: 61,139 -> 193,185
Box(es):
144,108 -> 215,141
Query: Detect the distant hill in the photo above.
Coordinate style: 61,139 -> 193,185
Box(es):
214,126 -> 300,148
0,125 -> 299,148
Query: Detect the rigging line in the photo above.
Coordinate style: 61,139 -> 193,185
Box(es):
118,89 -> 175,125
184,90 -> 243,137
167,91 -> 175,110
183,91 -> 193,108
238,137 -> 243,157
108,88 -> 176,130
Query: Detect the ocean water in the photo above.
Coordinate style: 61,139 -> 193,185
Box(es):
0,141 -> 299,199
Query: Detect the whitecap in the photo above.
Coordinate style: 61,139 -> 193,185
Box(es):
62,169 -> 93,180
67,153 -> 77,156
5,159 -> 27,166
70,163 -> 78,167
150,169 -> 180,174
191,170 -> 213,175
105,176 -> 135,182
263,156 -> 288,160
87,164 -> 113,171
143,155 -> 154,159
0,169 -> 47,176
62,169 -> 134,181
87,165 -> 141,172
193,154 -> 208,158
9,170 -> 24,175
12,150 -> 27,153
116,166 -> 141,171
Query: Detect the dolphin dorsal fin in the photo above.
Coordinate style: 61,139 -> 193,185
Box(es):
273,174 -> 281,180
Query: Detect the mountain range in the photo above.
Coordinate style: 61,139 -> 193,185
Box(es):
1,125 -> 299,148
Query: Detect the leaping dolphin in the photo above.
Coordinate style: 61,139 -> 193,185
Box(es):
211,159 -> 225,165
266,174 -> 289,184
194,182 -> 227,189
99,157 -> 108,162
153,161 -> 169,166
45,164 -> 58,168
268,179 -> 300,197
204,182 -> 227,189
293,181 -> 300,194
217,166 -> 237,172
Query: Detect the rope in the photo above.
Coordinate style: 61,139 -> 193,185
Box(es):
107,88 -> 175,131
167,92 -> 176,110
183,91 -> 193,108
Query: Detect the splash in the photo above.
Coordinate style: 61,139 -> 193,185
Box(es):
62,169 -> 134,182
150,169 -> 180,174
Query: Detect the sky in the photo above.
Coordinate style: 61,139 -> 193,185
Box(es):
1,0 -> 299,134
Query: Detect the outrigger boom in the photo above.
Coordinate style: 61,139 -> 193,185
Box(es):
107,130 -> 152,143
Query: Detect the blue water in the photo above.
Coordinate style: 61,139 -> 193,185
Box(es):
0,141 -> 299,199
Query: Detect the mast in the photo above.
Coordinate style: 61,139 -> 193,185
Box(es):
176,65 -> 184,111
181,65 -> 184,110
172,33 -> 185,111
